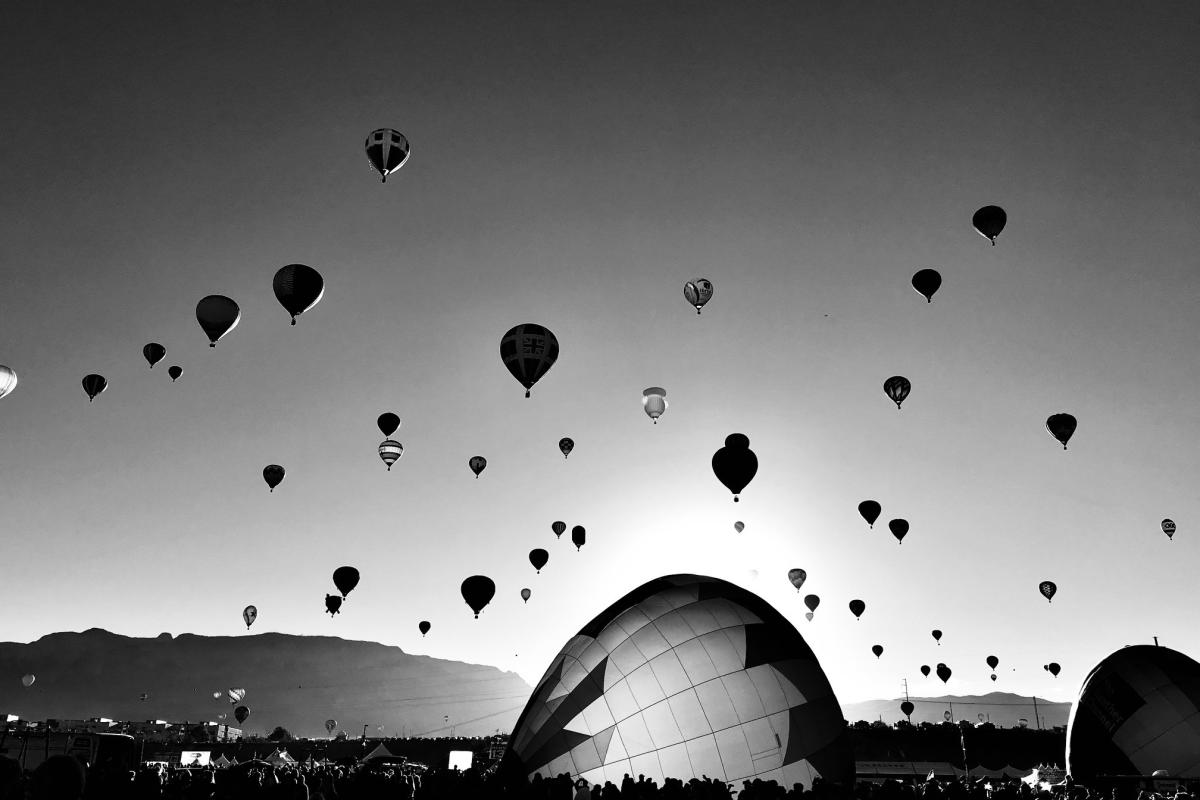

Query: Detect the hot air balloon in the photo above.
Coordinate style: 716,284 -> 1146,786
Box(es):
82,374 -> 107,402
901,701 -> 914,718
571,525 -> 586,551
21,674 -> 35,688
521,588 -> 531,603
468,456 -> 487,478
1046,413 -> 1077,449
733,521 -> 745,533
263,465 -> 285,492
500,324 -> 558,398
972,205 -> 1007,245
1039,581 -> 1057,603
1162,519 -> 1175,540
418,621 -> 430,636
227,688 -> 246,705
804,594 -> 820,613
325,719 -> 337,735
558,437 -> 574,459
551,521 -> 566,539
872,645 -> 884,659
196,295 -> 241,347
883,376 -> 910,410
987,655 -> 999,670
944,711 -> 953,722
140,693 -> 148,701
712,433 -> 758,502
1048,662 -> 1061,677
168,366 -> 182,382
213,692 -> 222,700
991,674 -> 997,681
932,629 -> 942,645
642,387 -> 667,423
333,567 -> 360,598
911,269 -> 942,303
461,575 -> 496,618
849,599 -> 865,620
143,343 -> 166,368
889,519 -> 909,544
243,605 -> 257,629
920,665 -> 931,678
234,706 -> 249,724
529,549 -> 549,573
936,664 -> 952,683
683,279 -> 714,314
325,594 -> 342,615
377,413 -> 400,437
0,366 -> 16,400
978,713 -> 985,723
378,439 -> 403,470
804,612 -> 813,622
858,501 -> 881,528
365,128 -> 410,182
787,569 -> 806,591
272,264 -> 324,325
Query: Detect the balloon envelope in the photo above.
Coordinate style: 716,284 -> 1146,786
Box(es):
521,588 -> 531,603
849,600 -> 865,619
872,645 -> 883,658
82,374 -> 107,401
712,433 -> 758,501
0,366 -> 17,400
21,674 -> 35,688
932,629 -> 942,643
461,575 -> 496,618
972,205 -> 1007,244
733,521 -> 744,533
377,413 -> 400,437
936,664 -> 952,683
227,688 -> 246,704
196,295 -> 241,347
551,521 -> 566,538
469,456 -> 487,478
500,324 -> 559,397
333,567 -> 360,597
418,621 -> 430,636
243,605 -> 257,629
272,264 -> 324,324
1039,581 -> 1057,602
263,465 -> 285,492
804,594 -> 820,612
920,665 -> 931,677
143,343 -> 166,368
1048,662 -> 1061,677
1046,413 -> 1077,449
558,437 -> 574,458
911,269 -> 942,302
858,501 -> 881,528
571,525 -> 586,551
325,594 -> 342,615
804,612 -> 814,622
529,549 -> 549,573
1161,519 -> 1176,539
901,701 -> 914,717
889,519 -> 909,544
325,719 -> 337,734
378,439 -> 403,470
987,655 -> 999,670
683,279 -> 714,314
883,376 -> 910,409
787,568 -> 806,591
642,387 -> 667,423
168,366 -> 182,382
234,706 -> 249,724
365,128 -> 410,182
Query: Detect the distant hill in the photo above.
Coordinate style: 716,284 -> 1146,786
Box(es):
842,692 -> 1071,729
0,629 -> 531,739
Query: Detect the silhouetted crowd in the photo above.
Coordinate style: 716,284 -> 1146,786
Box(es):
2,755 -> 1198,800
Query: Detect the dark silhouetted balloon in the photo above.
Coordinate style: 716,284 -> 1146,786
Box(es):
1161,519 -> 1175,540
936,663 -> 952,683
529,549 -> 549,573
461,575 -> 496,618
234,706 -> 249,724
143,343 -> 166,368
378,439 -> 403,470
1046,413 -> 1077,449
804,594 -> 820,613
1039,581 -> 1057,603
1048,662 -> 1061,677
849,599 -> 865,619
987,655 -> 999,670
712,433 -> 758,502
889,519 -> 909,544
920,665 -> 931,678
263,465 -> 285,492
559,437 -> 574,459
469,456 -> 487,478
500,324 -> 559,398
858,501 -> 881,528
912,269 -> 942,303
683,279 -> 714,315
196,295 -> 241,347
787,569 -> 806,591
901,701 -> 914,717
82,374 -> 108,402
418,621 -> 430,636
521,588 -> 531,603
377,413 -> 400,438
243,605 -> 257,629
551,521 -> 566,539
365,128 -> 410,182
333,567 -> 360,598
972,205 -> 1007,245
872,645 -> 883,658
991,673 -> 997,681
884,376 -> 910,410
932,629 -> 942,645
273,264 -> 324,325
168,366 -> 182,382
571,525 -> 586,551
325,595 -> 341,615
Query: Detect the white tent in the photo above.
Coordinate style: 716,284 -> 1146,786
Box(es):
265,748 -> 297,766
361,742 -> 402,762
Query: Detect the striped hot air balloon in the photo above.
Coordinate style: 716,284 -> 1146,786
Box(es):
378,439 -> 403,470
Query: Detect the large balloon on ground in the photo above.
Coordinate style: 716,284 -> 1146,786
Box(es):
502,574 -> 853,786
365,128 -> 410,182
712,433 -> 758,502
272,264 -> 324,325
500,324 -> 559,398
333,567 -> 360,598
196,295 -> 241,347
461,575 -> 496,618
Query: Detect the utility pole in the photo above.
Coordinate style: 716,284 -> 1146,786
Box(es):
361,725 -> 368,742
1032,696 -> 1041,730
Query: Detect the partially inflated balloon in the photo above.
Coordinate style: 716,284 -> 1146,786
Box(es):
920,665 -> 931,678
1046,413 -> 1077,449
804,594 -> 820,613
642,387 -> 667,423
683,279 -> 714,314
196,295 -> 241,347
787,569 -> 806,591
529,549 -> 549,573
551,521 -> 566,539
500,324 -> 558,398
143,343 -> 166,368
849,599 -> 865,619
936,663 -> 952,683
1039,581 -> 1057,603
418,621 -> 430,636
712,433 -> 758,502
82,374 -> 107,402
333,567 -> 360,598
461,575 -> 496,618
377,413 -> 400,438
0,366 -> 16,401
378,439 -> 403,470
263,465 -> 285,492
469,456 -> 487,478
733,521 -> 744,533
21,674 -> 34,688
273,264 -> 324,325
911,269 -> 942,303
972,205 -> 1007,245
884,376 -> 910,410
987,655 -> 999,670
932,629 -> 942,645
521,588 -> 531,603
571,525 -> 586,551
1162,519 -> 1176,540
325,594 -> 342,615
558,437 -> 574,459
365,128 -> 410,182
234,706 -> 249,724
1048,662 -> 1061,677
858,501 -> 881,529
889,519 -> 909,544
168,366 -> 182,382
900,701 -> 914,717
872,645 -> 883,658
243,605 -> 257,629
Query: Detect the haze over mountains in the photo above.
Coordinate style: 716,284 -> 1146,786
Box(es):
842,692 -> 1071,729
0,630 -> 531,739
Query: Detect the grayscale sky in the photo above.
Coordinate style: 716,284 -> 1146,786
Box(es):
1,0 -> 1197,717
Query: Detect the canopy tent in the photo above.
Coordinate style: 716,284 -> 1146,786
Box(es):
212,754 -> 231,768
265,748 -> 297,766
361,742 -> 404,763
